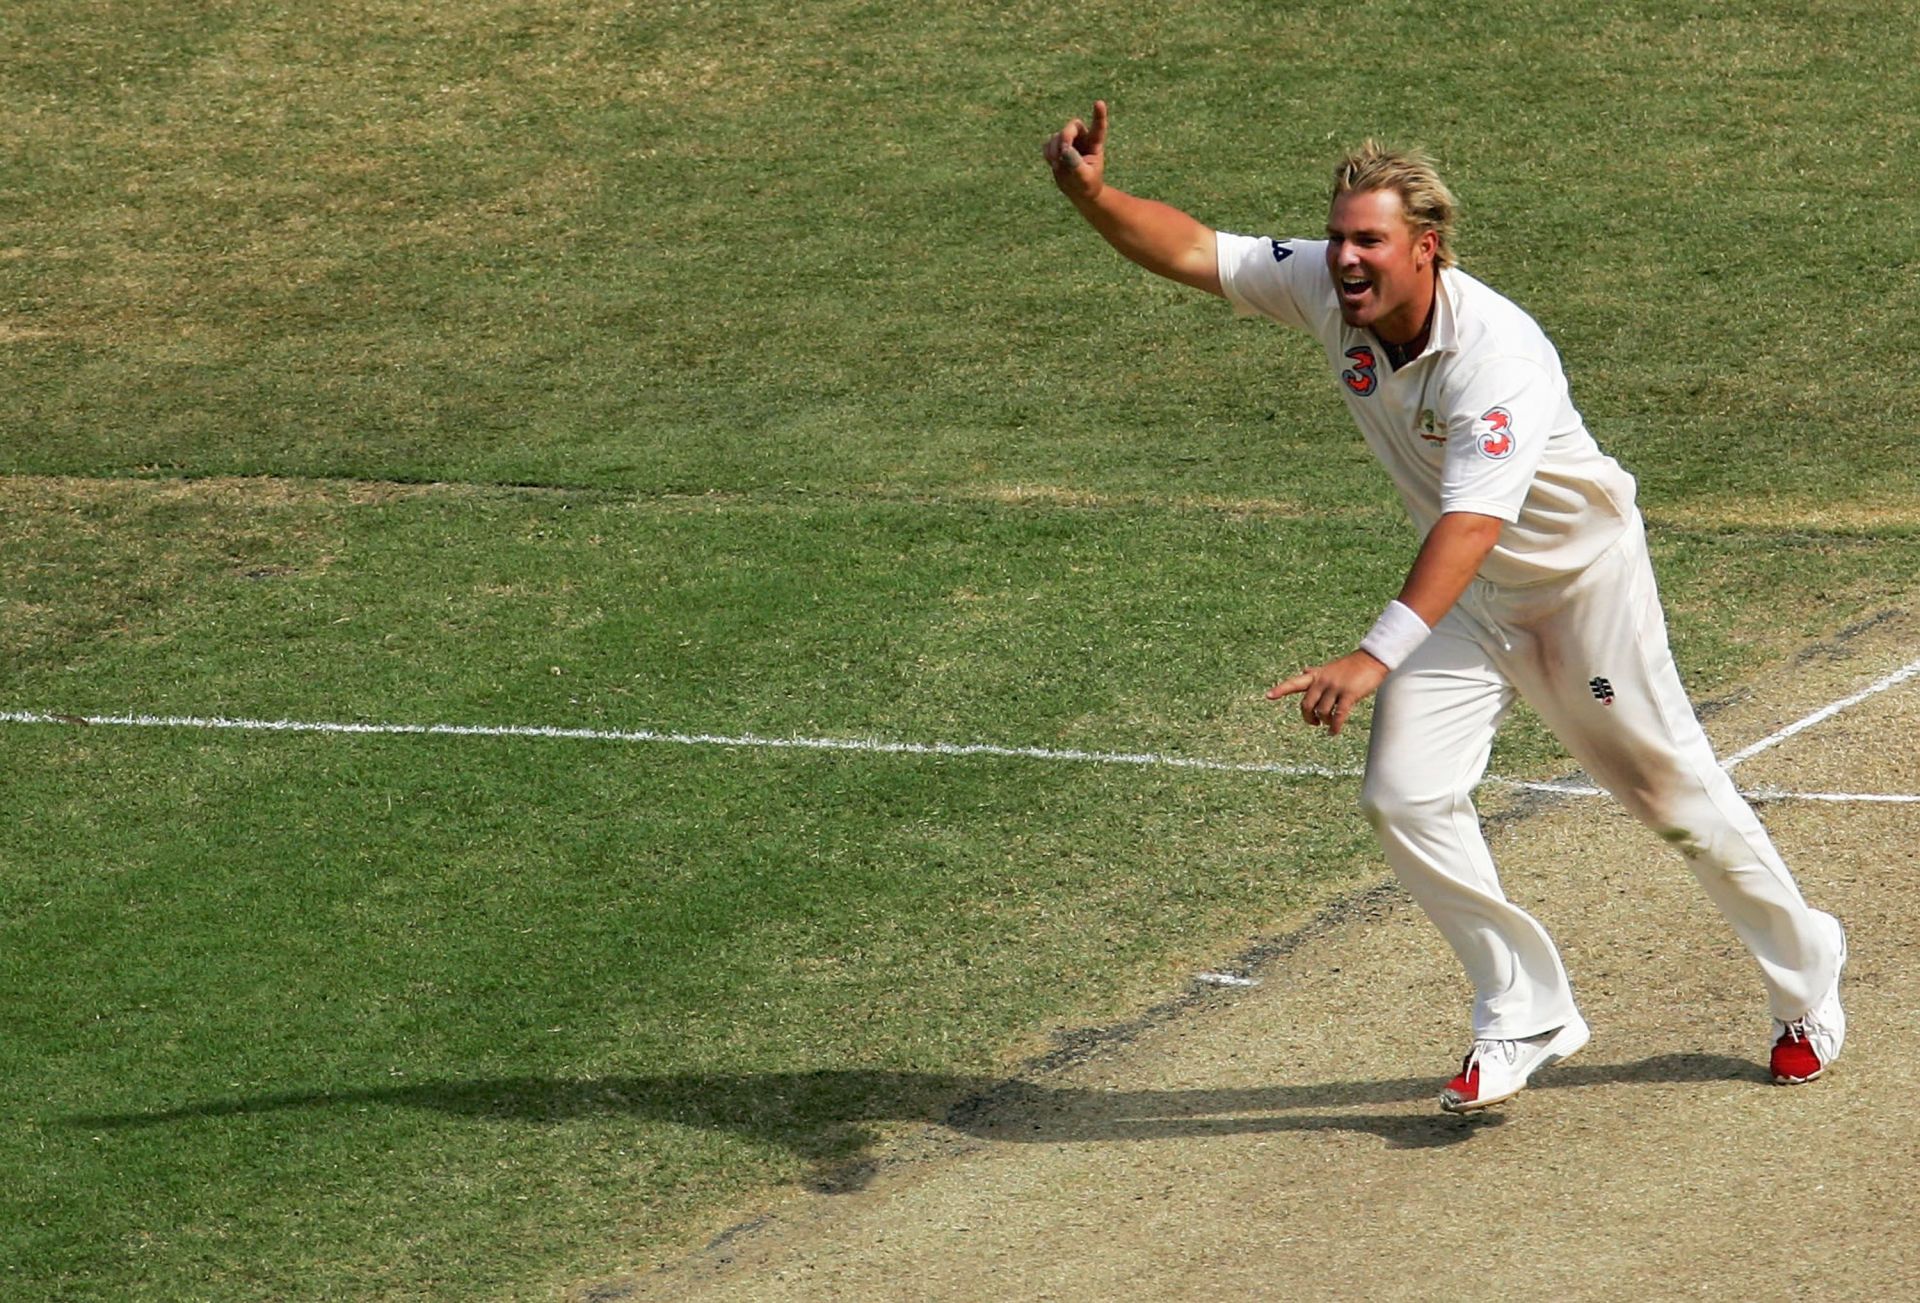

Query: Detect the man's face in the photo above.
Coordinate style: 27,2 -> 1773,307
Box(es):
1325,188 -> 1437,342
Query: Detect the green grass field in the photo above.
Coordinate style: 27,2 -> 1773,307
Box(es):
4,1 -> 1917,1297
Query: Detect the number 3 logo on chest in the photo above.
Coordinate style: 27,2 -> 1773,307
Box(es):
1341,346 -> 1378,396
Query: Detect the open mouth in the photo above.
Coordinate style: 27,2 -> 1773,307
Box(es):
1339,277 -> 1372,299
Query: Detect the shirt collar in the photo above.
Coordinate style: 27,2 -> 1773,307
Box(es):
1426,267 -> 1460,356
1353,268 -> 1458,368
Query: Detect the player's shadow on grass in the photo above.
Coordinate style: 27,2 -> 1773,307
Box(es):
71,1052 -> 1763,1192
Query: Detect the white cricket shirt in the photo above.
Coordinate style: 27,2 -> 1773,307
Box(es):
1217,233 -> 1638,586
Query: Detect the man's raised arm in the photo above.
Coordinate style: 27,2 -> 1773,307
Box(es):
1043,101 -> 1223,297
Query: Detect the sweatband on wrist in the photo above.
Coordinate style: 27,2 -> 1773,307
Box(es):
1359,600 -> 1432,671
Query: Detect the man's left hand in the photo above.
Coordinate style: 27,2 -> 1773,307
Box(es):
1268,651 -> 1389,736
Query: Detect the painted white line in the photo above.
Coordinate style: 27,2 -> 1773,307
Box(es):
1,703 -> 1912,803
1720,656 -> 1920,771
1500,779 -> 1605,797
1741,789 -> 1920,805
0,710 -> 1362,781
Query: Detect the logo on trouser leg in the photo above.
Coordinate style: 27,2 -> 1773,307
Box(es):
1589,676 -> 1615,706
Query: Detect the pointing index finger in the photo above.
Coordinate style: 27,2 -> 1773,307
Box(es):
1087,99 -> 1109,150
1266,671 -> 1314,700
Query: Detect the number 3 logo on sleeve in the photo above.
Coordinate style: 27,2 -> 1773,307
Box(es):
1475,407 -> 1516,459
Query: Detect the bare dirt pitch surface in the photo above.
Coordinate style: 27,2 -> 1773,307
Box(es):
600,606 -> 1920,1302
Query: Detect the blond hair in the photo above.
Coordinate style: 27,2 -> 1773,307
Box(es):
1332,142 -> 1458,269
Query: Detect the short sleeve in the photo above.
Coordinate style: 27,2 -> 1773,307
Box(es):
1439,357 -> 1556,521
1216,233 -> 1327,330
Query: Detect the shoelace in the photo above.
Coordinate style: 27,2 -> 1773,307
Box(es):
1462,1038 -> 1519,1072
1779,1018 -> 1809,1044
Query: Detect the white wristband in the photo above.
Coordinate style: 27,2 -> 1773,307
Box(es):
1359,600 -> 1431,671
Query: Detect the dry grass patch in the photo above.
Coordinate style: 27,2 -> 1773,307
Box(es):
1647,498 -> 1920,533
0,473 -> 470,673
943,483 -> 1321,520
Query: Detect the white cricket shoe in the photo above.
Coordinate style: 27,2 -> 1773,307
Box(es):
1771,914 -> 1847,1085
1439,1014 -> 1590,1113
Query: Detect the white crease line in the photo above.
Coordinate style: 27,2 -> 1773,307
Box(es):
1742,789 -> 1920,805
0,711 -> 1360,781
1,708 -> 1913,804
1500,779 -> 1604,797
1720,656 -> 1920,771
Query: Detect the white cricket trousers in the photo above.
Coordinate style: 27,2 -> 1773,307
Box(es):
1360,515 -> 1841,1039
